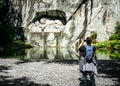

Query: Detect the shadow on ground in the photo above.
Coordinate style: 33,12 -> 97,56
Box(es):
0,65 -> 11,73
1,59 -> 120,86
0,76 -> 52,86
97,60 -> 120,86
0,65 -> 52,86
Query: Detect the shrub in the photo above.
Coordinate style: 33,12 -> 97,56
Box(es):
12,41 -> 32,48
109,34 -> 119,40
90,31 -> 97,43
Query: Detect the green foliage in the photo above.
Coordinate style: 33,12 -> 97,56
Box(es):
96,49 -> 120,60
94,41 -> 109,49
0,24 -> 15,46
90,31 -> 97,43
96,49 -> 110,55
95,40 -> 120,50
95,21 -> 120,51
109,40 -> 120,49
109,34 -> 119,40
110,51 -> 120,60
94,21 -> 120,60
95,40 -> 120,60
12,41 -> 32,49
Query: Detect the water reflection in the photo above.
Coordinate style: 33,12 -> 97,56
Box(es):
25,47 -> 79,60
0,47 -> 119,60
0,47 -> 26,59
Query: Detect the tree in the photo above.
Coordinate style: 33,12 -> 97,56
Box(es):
0,24 -> 15,46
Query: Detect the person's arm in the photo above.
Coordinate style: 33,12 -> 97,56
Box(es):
77,39 -> 84,50
93,46 -> 97,65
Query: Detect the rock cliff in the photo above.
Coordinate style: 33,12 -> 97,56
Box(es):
0,0 -> 120,47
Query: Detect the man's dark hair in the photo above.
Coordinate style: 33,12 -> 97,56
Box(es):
86,37 -> 92,45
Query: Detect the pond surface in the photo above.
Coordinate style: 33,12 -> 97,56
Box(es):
0,47 -> 78,60
0,47 -> 119,61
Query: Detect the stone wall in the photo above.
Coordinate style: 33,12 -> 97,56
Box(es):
1,0 -> 120,47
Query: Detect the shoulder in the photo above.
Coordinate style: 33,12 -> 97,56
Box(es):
79,45 -> 86,51
80,45 -> 86,49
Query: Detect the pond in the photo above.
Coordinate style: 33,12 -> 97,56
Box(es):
0,47 -> 120,61
0,47 -> 78,60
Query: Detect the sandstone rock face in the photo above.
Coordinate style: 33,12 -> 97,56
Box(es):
1,0 -> 120,47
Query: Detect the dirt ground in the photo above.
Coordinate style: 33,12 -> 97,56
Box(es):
0,59 -> 120,86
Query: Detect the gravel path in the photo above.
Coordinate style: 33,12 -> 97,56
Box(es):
0,59 -> 120,86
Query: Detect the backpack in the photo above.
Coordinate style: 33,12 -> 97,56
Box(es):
85,45 -> 94,63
